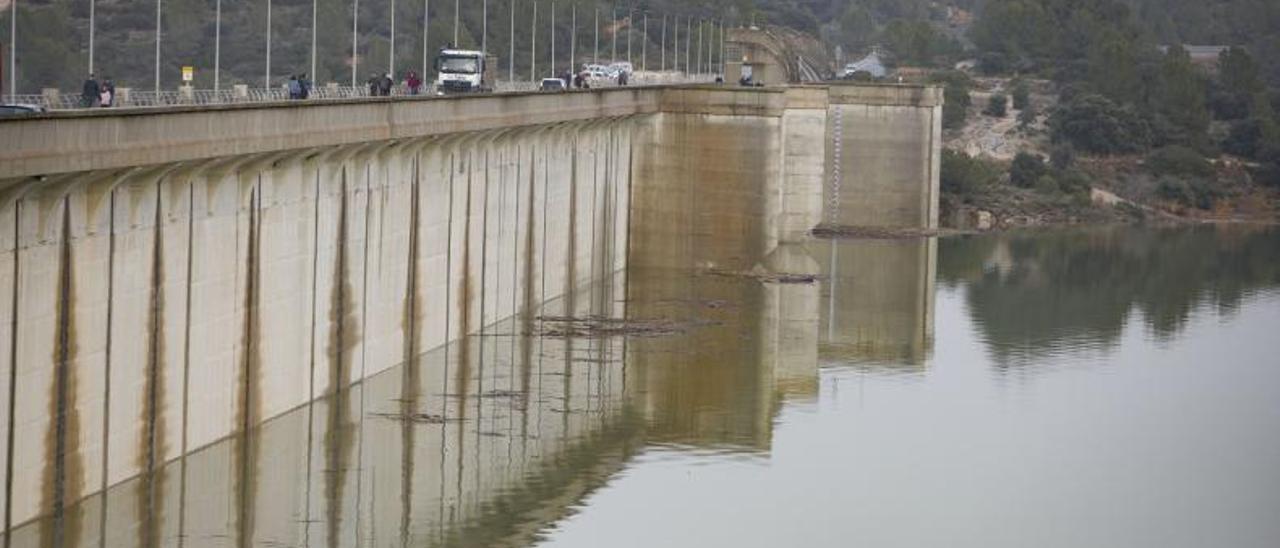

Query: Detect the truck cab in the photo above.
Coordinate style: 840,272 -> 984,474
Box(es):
435,49 -> 496,94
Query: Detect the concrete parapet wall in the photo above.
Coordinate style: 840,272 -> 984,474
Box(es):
0,89 -> 661,180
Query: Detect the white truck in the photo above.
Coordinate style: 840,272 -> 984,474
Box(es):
434,49 -> 497,94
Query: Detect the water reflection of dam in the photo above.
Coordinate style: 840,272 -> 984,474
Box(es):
4,231 -> 940,546
816,238 -> 937,369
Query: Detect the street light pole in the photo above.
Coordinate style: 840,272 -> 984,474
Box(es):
696,19 -> 702,75
88,0 -> 95,75
352,0 -> 359,87
266,0 -> 273,88
8,0 -> 16,96
430,0 -> 435,79
593,7 -> 598,65
215,0 -> 221,91
570,4 -> 576,76
720,20 -> 726,75
684,16 -> 691,76
530,1 -> 536,81
509,0 -> 515,80
641,13 -> 646,73
610,7 -> 616,63
550,2 -> 555,76
660,15 -> 665,72
390,0 -> 396,76
672,15 -> 678,73
310,0 -> 317,82
154,0 -> 161,93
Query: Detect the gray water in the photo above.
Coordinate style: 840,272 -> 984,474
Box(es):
13,225 -> 1280,548
541,226 -> 1280,548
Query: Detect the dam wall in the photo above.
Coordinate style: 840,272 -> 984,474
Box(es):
0,84 -> 941,535
0,119 -> 634,534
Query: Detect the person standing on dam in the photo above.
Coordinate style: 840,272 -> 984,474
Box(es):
406,71 -> 423,95
81,74 -> 101,108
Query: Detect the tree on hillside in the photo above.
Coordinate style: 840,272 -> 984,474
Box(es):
1010,152 -> 1048,188
1153,46 -> 1210,147
1087,31 -> 1143,105
1050,93 -> 1153,154
1011,78 -> 1031,110
931,71 -> 973,130
1220,47 -> 1263,96
985,94 -> 1009,117
1019,102 -> 1038,129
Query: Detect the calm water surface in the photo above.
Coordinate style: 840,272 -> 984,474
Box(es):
539,226 -> 1280,548
17,226 -> 1279,548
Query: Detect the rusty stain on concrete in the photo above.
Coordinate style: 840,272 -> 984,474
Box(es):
324,169 -> 359,548
135,185 -> 169,548
232,185 -> 262,548
39,198 -> 84,548
397,154 -> 422,548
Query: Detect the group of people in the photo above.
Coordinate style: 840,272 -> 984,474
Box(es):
365,71 -> 425,97
563,67 -> 629,90
81,74 -> 116,108
286,74 -> 312,100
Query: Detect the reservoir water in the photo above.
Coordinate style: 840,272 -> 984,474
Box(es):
10,225 -> 1279,548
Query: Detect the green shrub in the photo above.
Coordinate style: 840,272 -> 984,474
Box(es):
1010,152 -> 1048,188
941,150 -> 1000,196
1155,177 -> 1222,210
931,71 -> 973,130
984,94 -> 1009,117
1145,146 -> 1214,177
1049,93 -> 1152,154
1011,79 -> 1031,110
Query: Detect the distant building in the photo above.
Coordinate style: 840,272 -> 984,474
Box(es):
843,50 -> 887,79
1157,45 -> 1232,71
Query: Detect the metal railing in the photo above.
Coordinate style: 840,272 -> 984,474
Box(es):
1,73 -> 716,112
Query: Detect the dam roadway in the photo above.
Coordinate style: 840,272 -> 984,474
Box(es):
0,83 -> 941,545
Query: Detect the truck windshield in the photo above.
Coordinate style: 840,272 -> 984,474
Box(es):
440,56 -> 480,74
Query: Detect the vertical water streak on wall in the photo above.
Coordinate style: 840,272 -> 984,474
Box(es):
39,197 -> 84,548
232,183 -> 261,548
135,185 -> 168,548
452,148 -> 474,516
519,143 -> 537,441
396,152 -> 422,548
562,138 -> 578,436
324,170 -> 358,548
2,197 -> 17,546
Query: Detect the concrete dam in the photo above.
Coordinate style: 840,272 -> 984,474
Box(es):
0,83 -> 942,546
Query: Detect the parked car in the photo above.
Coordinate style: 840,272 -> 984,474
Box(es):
539,78 -> 567,92
0,103 -> 47,116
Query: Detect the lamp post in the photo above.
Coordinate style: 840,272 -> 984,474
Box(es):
154,0 -> 162,93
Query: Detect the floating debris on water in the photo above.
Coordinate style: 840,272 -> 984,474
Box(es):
699,265 -> 819,284
369,412 -> 458,424
811,225 -> 946,239
534,315 -> 712,338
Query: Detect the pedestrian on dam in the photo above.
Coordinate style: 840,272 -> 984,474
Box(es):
287,75 -> 303,100
81,74 -> 101,108
379,73 -> 394,96
406,71 -> 423,95
367,73 -> 381,96
299,74 -> 311,99
101,78 -> 116,107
